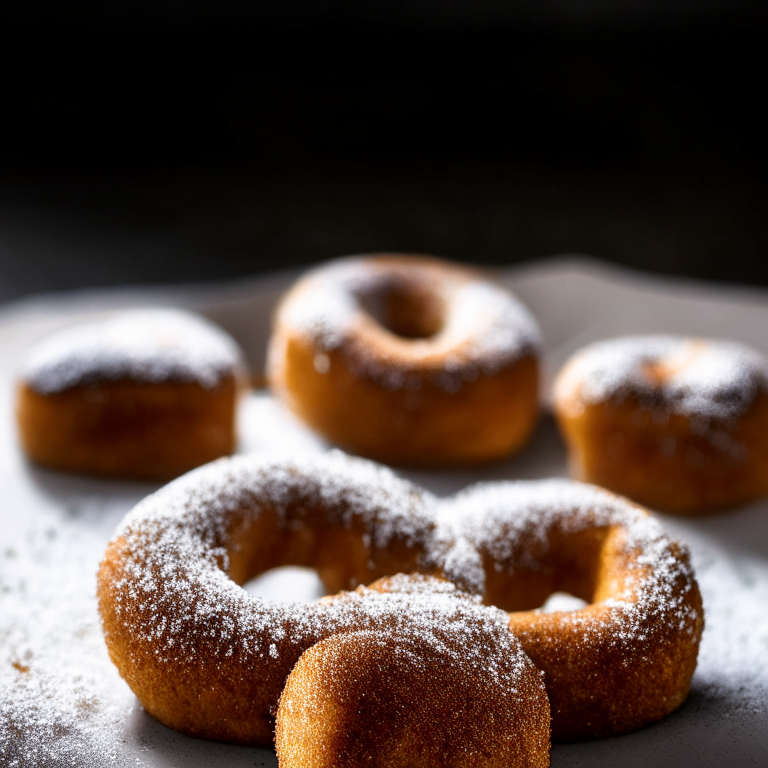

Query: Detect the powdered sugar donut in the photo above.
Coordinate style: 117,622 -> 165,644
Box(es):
554,336 -> 768,513
442,479 -> 704,741
17,308 -> 246,481
268,254 -> 541,466
98,452 -> 441,743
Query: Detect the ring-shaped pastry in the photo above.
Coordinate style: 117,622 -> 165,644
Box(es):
442,478 -> 704,740
97,453 -> 703,750
268,254 -> 541,466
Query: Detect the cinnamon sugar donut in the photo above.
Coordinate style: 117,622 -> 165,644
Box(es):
17,309 -> 246,481
276,576 -> 551,768
268,255 -> 541,466
96,453 -> 549,761
443,479 -> 704,741
554,336 -> 768,513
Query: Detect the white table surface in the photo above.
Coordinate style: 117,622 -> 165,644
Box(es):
1,257 -> 767,766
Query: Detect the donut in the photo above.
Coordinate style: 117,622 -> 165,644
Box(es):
276,576 -> 551,768
442,478 -> 704,741
96,452 -> 549,763
553,335 -> 768,513
97,452 -> 444,744
268,254 -> 541,466
97,451 -> 702,752
17,308 -> 247,481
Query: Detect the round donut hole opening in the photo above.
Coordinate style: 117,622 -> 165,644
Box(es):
482,525 -> 624,613
358,279 -> 446,340
538,592 -> 589,613
242,566 -> 328,603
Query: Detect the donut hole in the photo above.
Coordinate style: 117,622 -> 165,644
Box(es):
480,525 -> 626,613
358,279 -> 445,339
226,518 -> 426,598
539,592 -> 589,613
242,565 -> 327,603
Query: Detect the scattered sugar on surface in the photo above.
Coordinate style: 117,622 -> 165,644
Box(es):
21,308 -> 245,394
276,256 -> 541,391
668,522 -> 768,715
697,566 -> 768,704
556,336 -> 768,421
0,520 -> 148,768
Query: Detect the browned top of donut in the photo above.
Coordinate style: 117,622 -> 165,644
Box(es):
555,335 -> 768,422
271,254 -> 541,392
104,453 -> 698,666
20,308 -> 246,394
103,452 -> 453,665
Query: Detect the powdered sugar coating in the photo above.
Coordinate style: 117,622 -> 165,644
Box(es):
320,575 -> 539,685
273,255 -> 541,392
555,336 -> 768,422
117,449 -> 440,579
104,460 -> 701,658
275,590 -> 551,768
21,308 -> 245,394
440,478 -> 703,739
103,451 -> 451,662
442,478 -> 701,638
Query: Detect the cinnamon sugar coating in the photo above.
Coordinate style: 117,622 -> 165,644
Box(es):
97,452 -> 448,744
276,585 -> 551,768
268,254 -> 541,466
554,336 -> 768,513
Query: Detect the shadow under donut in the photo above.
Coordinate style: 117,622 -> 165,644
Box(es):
122,707 -> 278,768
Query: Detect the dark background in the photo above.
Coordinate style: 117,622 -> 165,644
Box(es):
0,2 -> 765,303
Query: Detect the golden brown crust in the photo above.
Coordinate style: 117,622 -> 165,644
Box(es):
268,254 -> 541,466
447,479 -> 704,741
554,337 -> 768,514
507,538 -> 703,740
96,453 -> 445,744
276,629 -> 551,768
17,376 -> 240,481
556,393 -> 768,514
275,335 -> 539,466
